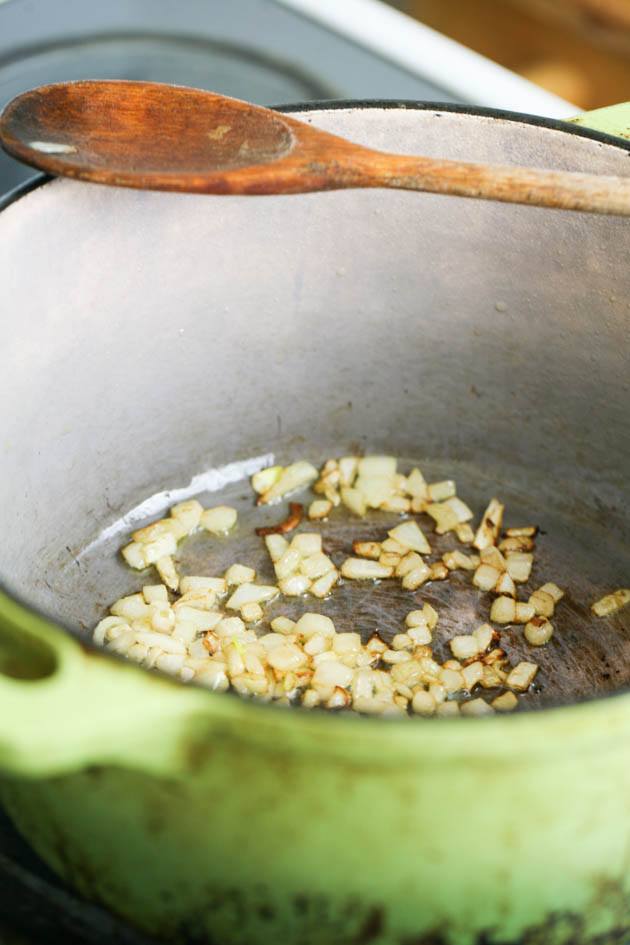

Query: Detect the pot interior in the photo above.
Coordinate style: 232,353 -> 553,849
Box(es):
0,105 -> 628,708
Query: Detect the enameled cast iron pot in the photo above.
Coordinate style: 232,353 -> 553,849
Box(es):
0,102 -> 629,945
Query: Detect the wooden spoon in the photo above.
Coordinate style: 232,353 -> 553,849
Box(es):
2,80 -> 630,215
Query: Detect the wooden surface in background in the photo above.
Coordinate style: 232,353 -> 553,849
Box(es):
526,0 -> 630,31
398,0 -> 630,108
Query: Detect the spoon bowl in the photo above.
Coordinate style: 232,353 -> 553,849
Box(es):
0,81 -> 304,190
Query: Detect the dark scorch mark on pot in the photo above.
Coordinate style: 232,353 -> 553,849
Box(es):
167,877 -> 630,945
354,905 -> 384,943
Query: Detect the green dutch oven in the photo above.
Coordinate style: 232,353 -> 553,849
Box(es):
0,99 -> 629,945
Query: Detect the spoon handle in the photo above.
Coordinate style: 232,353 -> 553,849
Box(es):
348,150 -> 630,216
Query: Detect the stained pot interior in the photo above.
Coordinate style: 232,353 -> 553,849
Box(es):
0,105 -> 628,707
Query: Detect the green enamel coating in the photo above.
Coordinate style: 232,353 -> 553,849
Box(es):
568,102 -> 630,141
2,590 -> 630,942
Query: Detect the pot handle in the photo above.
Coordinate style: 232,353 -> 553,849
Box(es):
567,102 -> 630,141
0,589 -> 206,777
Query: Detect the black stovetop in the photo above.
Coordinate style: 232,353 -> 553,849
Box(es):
0,808 -> 157,945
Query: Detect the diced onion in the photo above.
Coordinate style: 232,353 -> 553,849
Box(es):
225,563 -> 256,586
201,506 -> 238,536
473,498 -> 504,551
97,452 -> 576,718
450,635 -> 480,661
506,661 -> 538,691
156,555 -> 179,592
352,541 -> 382,560
461,698 -> 494,717
428,480 -> 456,502
308,499 -> 332,520
491,691 -> 518,712
310,569 -> 339,599
291,533 -> 322,556
170,499 -> 203,534
401,562 -> 431,590
524,616 -> 554,646
226,583 -> 279,610
388,520 -> 431,554
592,589 -> 630,617
257,461 -> 318,505
278,574 -> 311,597
505,552 -> 533,584
340,487 -> 367,517
341,558 -> 394,580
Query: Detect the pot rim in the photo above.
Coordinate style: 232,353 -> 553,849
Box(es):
2,98 -> 629,734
